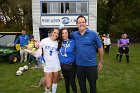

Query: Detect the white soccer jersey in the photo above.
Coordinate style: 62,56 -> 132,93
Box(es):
40,37 -> 61,72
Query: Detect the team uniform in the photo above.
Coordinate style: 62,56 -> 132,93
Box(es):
119,38 -> 129,54
40,37 -> 61,72
119,38 -> 130,63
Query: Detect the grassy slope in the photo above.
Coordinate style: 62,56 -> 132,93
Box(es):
0,44 -> 140,93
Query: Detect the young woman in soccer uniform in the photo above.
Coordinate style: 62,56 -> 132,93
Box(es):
39,28 -> 61,93
118,33 -> 130,63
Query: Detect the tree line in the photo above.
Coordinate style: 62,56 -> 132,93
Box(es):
98,0 -> 140,42
0,0 -> 32,34
0,0 -> 140,42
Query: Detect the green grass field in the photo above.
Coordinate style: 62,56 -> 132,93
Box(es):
0,44 -> 140,93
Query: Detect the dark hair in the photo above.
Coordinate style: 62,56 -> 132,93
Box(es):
61,28 -> 70,39
48,28 -> 60,40
76,15 -> 87,24
58,28 -> 70,50
50,28 -> 59,33
30,35 -> 34,39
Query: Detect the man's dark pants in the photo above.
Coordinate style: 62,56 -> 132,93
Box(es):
76,65 -> 98,93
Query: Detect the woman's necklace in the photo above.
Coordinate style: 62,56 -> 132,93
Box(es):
60,40 -> 69,57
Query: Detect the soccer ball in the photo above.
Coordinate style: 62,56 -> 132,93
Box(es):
23,65 -> 28,70
16,70 -> 22,76
19,67 -> 25,72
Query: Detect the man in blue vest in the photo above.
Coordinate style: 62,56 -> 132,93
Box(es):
71,15 -> 104,93
15,30 -> 29,62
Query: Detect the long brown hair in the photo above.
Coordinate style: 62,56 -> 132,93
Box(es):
58,28 -> 70,50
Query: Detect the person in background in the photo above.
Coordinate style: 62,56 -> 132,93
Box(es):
116,34 -> 123,60
58,28 -> 77,93
71,15 -> 104,93
118,33 -> 130,63
14,30 -> 29,62
101,34 -> 106,49
25,35 -> 39,68
104,34 -> 111,54
39,28 -> 61,93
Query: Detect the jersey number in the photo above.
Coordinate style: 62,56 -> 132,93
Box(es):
49,51 -> 52,56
